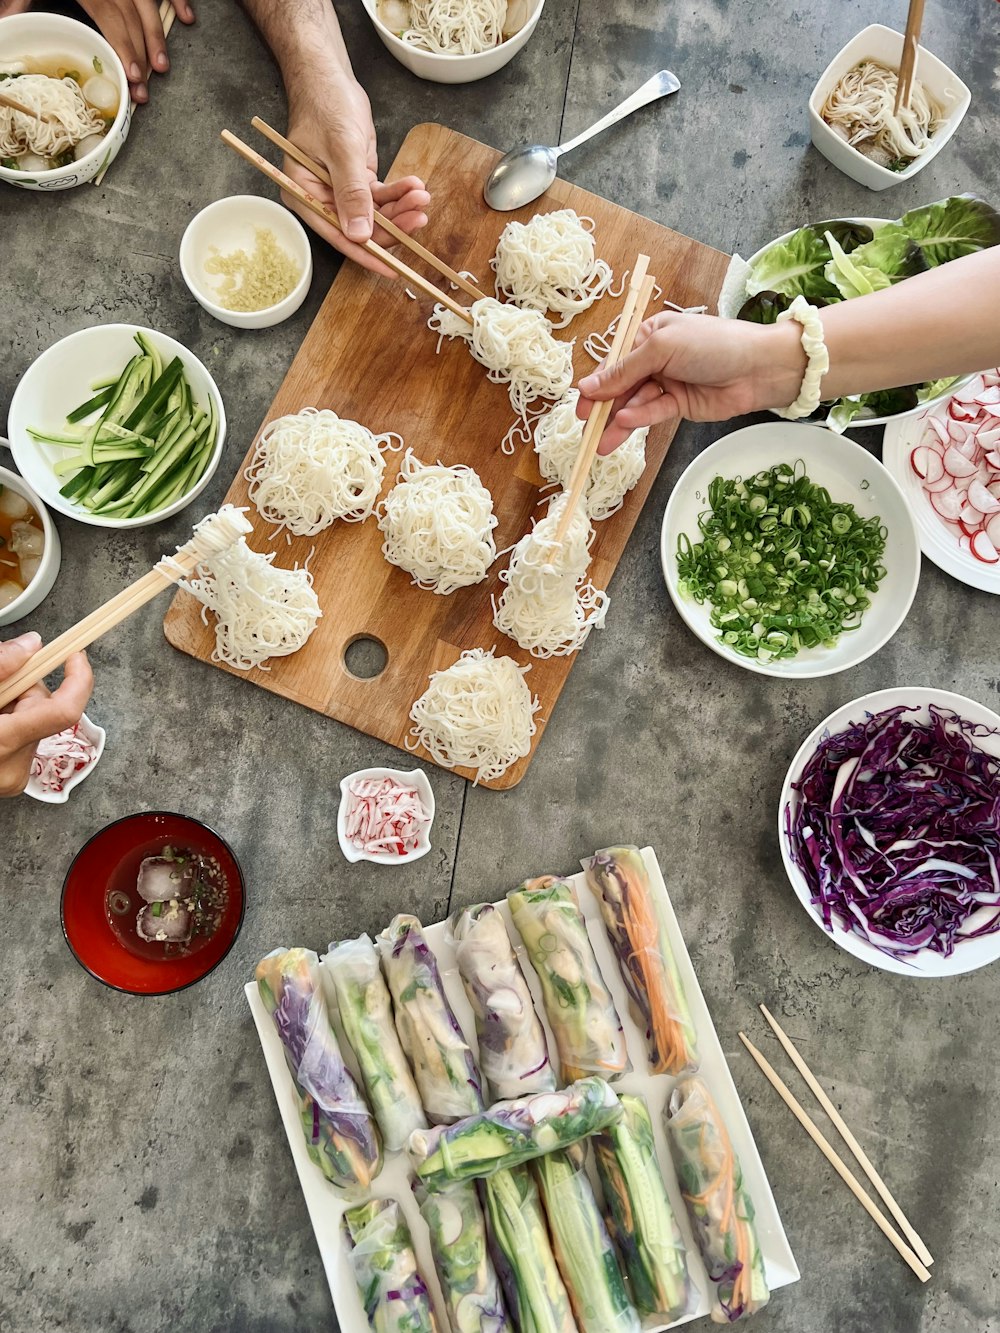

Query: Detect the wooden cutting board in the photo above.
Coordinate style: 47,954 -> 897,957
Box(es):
164,123 -> 730,788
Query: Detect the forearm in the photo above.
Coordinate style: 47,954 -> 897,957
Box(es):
240,0 -> 353,87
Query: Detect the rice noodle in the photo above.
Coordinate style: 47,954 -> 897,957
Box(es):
245,407 -> 401,538
377,450 -> 498,595
401,0 -> 507,53
533,390 -> 647,521
491,209 -> 613,329
0,74 -> 105,162
407,647 -> 538,785
820,59 -> 946,167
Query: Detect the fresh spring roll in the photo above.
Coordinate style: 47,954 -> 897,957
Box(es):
665,1077 -> 769,1323
409,1076 -> 622,1191
507,877 -> 630,1085
418,1182 -> 515,1333
592,1094 -> 693,1323
321,935 -> 428,1152
255,948 -> 382,1191
583,847 -> 699,1076
482,1167 -> 577,1333
534,1148 -> 639,1333
343,1197 -> 439,1333
377,914 -> 485,1125
451,903 -> 556,1102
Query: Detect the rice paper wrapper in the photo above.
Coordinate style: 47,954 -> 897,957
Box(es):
343,1197 -> 439,1333
417,1182 -> 514,1333
482,1166 -> 577,1333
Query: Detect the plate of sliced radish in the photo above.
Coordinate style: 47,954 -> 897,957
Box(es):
882,369 -> 1000,593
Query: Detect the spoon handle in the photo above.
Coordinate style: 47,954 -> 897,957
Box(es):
556,70 -> 681,158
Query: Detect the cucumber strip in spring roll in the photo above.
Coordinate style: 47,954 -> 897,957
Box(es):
665,1077 -> 769,1323
534,1148 -> 640,1333
377,914 -> 485,1125
321,935 -> 428,1152
409,1077 -> 622,1191
583,847 -> 699,1076
418,1182 -> 515,1333
592,1094 -> 693,1323
482,1166 -> 577,1333
343,1197 -> 439,1333
507,877 -> 630,1085
255,948 -> 382,1192
451,902 -> 556,1102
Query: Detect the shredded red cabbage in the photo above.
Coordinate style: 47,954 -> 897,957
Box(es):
785,704 -> 1000,960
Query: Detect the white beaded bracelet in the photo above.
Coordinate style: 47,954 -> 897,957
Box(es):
774,295 -> 830,420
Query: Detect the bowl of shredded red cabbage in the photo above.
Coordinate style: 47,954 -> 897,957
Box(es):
780,688 -> 1000,976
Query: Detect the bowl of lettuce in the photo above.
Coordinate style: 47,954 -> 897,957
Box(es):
723,195 -> 1000,432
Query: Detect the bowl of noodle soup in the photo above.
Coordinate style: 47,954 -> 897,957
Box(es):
362,0 -> 545,84
0,13 -> 130,191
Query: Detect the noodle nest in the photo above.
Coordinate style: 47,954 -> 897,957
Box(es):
492,209 -> 613,328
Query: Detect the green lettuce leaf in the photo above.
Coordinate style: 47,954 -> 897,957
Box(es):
916,376 -> 960,403
848,225 -> 928,279
745,227 -> 838,300
896,194 -> 1000,266
823,233 -> 895,299
736,290 -> 791,324
825,397 -> 870,432
806,220 -> 873,253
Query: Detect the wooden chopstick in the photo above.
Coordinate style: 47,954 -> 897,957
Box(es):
739,1032 -> 931,1284
92,1 -> 177,187
894,0 -> 926,113
758,1005 -> 933,1266
554,255 -> 653,543
0,90 -> 55,124
250,116 -> 486,305
221,129 -> 473,324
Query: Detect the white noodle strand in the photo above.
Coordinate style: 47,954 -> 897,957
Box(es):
401,0 -> 507,53
0,74 -> 105,162
533,390 -> 647,521
491,209 -> 613,329
820,59 -> 946,167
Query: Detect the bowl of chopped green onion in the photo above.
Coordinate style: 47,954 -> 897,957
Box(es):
8,323 -> 226,528
660,423 -> 920,677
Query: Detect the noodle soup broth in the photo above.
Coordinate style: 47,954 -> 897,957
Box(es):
0,54 -> 119,172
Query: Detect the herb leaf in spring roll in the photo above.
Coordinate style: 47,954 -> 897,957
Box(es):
583,847 -> 699,1076
483,1166 -> 577,1333
418,1181 -> 515,1333
343,1197 -> 439,1333
321,935 -> 428,1152
665,1077 -> 769,1323
592,1093 -> 693,1323
507,877 -> 630,1085
409,1076 -> 622,1191
255,948 -> 383,1192
377,914 -> 485,1125
534,1148 -> 639,1333
451,903 -> 556,1102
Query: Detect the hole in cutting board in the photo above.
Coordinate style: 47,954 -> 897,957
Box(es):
343,635 -> 388,680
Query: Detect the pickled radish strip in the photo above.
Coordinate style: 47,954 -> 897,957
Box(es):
344,777 -> 430,856
30,724 -> 98,794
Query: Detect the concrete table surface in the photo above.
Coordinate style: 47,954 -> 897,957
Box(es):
2,1 -> 998,1330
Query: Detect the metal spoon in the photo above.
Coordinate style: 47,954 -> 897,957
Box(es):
484,69 -> 681,212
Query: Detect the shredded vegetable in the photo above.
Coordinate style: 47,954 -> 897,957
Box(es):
676,461 -> 887,662
30,723 -> 97,794
343,777 -> 431,857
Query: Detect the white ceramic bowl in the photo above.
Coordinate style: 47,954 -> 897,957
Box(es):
23,711 -> 105,804
7,323 -> 226,529
0,464 -> 62,627
779,688 -> 1000,977
180,196 -> 313,330
0,14 -> 130,191
660,422 -> 921,678
361,0 -> 544,84
337,766 -> 435,866
808,24 -> 970,192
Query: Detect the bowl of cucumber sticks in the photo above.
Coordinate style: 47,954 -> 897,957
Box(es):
7,324 -> 226,528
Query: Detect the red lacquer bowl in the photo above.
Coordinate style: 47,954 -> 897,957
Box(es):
61,811 -> 246,995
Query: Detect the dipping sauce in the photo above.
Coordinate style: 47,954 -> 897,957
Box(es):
0,482 -> 44,610
106,842 -> 229,962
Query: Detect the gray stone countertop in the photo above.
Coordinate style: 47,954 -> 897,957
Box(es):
1,1 -> 998,1330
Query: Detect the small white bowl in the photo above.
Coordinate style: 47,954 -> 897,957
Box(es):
23,711 -> 106,804
7,323 -> 226,530
180,196 -> 313,330
779,688 -> 1000,977
361,0 -> 545,84
337,767 -> 435,866
660,422 -> 921,679
0,464 -> 62,627
0,14 -> 131,192
808,24 -> 970,192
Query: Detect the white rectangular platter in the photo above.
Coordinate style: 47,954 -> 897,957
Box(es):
245,847 -> 800,1329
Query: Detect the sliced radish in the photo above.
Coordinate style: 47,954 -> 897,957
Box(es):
923,451 -> 945,483
924,470 -> 955,493
925,416 -> 950,448
975,387 -> 1000,406
948,419 -> 972,445
986,480 -> 1000,500
959,519 -> 981,537
986,450 -> 1000,469
970,530 -> 1000,563
968,480 -> 1000,513
954,375 -> 986,403
931,488 -> 964,520
986,513 -> 1000,545
959,502 -> 983,525
944,446 -> 977,477
958,535 -> 972,555
910,446 -> 931,479
978,427 -> 1000,449
950,400 -> 979,421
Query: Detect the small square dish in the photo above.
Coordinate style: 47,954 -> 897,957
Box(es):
808,24 -> 970,191
24,712 -> 105,804
337,766 -> 435,866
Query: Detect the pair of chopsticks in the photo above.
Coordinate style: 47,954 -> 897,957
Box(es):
740,1005 -> 932,1283
0,90 -> 55,124
894,0 -> 925,113
93,1 -> 177,187
222,120 -> 484,324
553,253 -> 655,543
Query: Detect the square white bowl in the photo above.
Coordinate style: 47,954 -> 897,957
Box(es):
337,767 -> 435,865
808,24 -> 970,191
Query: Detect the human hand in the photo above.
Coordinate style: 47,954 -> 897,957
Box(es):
76,0 -> 196,103
0,633 -> 93,798
576,313 -> 806,454
284,71 -> 430,278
